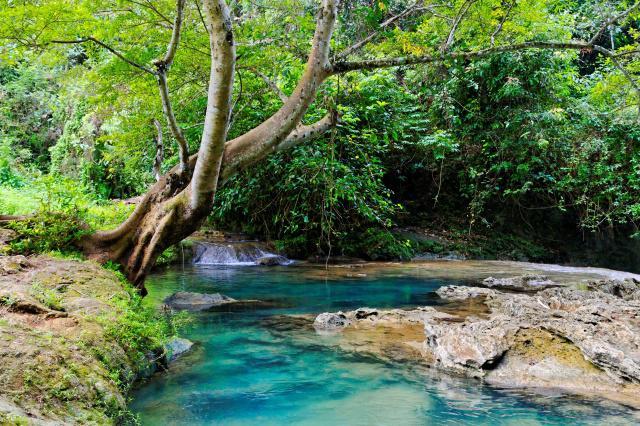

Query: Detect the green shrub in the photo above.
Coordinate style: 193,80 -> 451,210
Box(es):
344,228 -> 414,261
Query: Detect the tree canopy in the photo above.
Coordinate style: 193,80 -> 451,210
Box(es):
1,0 -> 639,278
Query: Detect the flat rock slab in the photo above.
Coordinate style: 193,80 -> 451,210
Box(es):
163,291 -> 282,312
482,274 -> 558,291
164,292 -> 237,311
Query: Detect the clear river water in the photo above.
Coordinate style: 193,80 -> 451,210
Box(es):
130,264 -> 639,425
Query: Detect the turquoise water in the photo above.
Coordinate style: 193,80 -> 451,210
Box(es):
130,265 -> 638,425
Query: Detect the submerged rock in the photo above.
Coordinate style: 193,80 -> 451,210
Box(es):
164,291 -> 236,311
482,274 -> 558,291
164,291 -> 281,312
164,337 -> 194,363
256,255 -> 289,266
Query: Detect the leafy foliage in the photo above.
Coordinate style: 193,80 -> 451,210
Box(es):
0,0 -> 639,261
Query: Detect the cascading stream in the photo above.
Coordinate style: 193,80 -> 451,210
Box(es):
192,241 -> 290,266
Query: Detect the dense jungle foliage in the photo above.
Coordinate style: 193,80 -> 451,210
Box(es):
1,0 -> 639,267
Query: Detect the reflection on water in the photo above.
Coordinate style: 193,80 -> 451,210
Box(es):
130,265 -> 639,425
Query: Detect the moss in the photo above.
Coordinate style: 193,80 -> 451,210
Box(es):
30,282 -> 64,311
510,328 -> 601,372
0,412 -> 30,425
0,256 -> 189,424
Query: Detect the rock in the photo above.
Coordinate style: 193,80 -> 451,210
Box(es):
315,284 -> 640,407
164,337 -> 194,363
482,274 -> 558,291
0,229 -> 17,246
424,316 -> 518,375
587,278 -> 640,301
0,255 -> 29,275
436,285 -> 494,301
314,312 -> 352,330
164,292 -> 236,311
313,306 -> 455,331
255,255 -> 289,266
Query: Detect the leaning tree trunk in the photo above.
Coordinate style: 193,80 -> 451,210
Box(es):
79,0 -> 339,292
80,168 -> 207,292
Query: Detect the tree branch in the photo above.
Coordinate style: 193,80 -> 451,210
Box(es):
593,45 -> 640,121
589,1 -> 640,45
161,0 -> 186,67
248,68 -> 288,102
221,0 -> 339,179
153,118 -> 164,181
335,2 -> 440,60
490,0 -> 516,47
275,111 -> 338,153
50,37 -> 155,74
441,0 -> 476,52
190,0 -> 236,209
153,0 -> 190,174
331,40 -> 592,73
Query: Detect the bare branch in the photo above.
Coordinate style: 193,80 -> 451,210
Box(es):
441,0 -> 476,52
490,0 -> 516,47
124,0 -> 172,25
589,1 -> 640,45
248,68 -> 288,102
161,0 -> 186,67
336,2 -> 441,60
275,111 -> 338,153
50,37 -> 155,74
157,73 -> 190,173
593,45 -> 640,121
152,0 -> 190,173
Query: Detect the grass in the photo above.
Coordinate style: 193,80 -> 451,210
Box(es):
0,178 -> 134,231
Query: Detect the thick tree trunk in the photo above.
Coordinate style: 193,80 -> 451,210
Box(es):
79,0 -> 339,291
80,169 -> 208,293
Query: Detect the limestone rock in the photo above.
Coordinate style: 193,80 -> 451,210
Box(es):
587,278 -> 640,301
313,312 -> 352,330
0,255 -> 29,275
436,285 -> 494,301
482,274 -> 558,291
315,284 -> 640,407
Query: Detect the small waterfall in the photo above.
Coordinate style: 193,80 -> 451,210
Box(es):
192,241 -> 290,266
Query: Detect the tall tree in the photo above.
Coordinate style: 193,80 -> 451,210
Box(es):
1,0 -> 638,291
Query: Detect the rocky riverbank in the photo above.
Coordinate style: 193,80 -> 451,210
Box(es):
313,275 -> 640,408
0,252 -> 187,425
